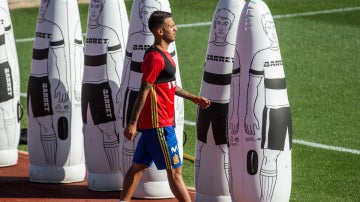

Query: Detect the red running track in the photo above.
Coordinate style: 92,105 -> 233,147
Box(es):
0,151 -> 195,202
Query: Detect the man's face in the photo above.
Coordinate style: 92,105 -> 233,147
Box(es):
162,17 -> 177,43
265,21 -> 278,42
214,17 -> 231,38
141,6 -> 158,27
89,1 -> 102,21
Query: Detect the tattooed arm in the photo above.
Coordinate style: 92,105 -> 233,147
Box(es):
175,86 -> 211,109
123,82 -> 153,140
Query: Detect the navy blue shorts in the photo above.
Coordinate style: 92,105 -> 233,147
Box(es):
27,76 -> 53,117
261,107 -> 292,150
133,126 -> 182,170
81,82 -> 116,125
0,62 -> 14,102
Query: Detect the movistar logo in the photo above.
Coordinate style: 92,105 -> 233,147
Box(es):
171,146 -> 178,153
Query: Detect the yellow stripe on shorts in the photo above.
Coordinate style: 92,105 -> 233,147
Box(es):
157,128 -> 172,169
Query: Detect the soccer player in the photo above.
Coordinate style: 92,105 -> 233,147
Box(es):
117,0 -> 162,174
120,11 -> 211,202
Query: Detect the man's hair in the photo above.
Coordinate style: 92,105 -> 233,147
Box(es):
215,8 -> 235,25
148,11 -> 172,33
139,0 -> 161,19
261,13 -> 274,33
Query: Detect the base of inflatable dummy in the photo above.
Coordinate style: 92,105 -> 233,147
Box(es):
195,192 -> 232,202
0,149 -> 18,167
29,163 -> 86,183
87,172 -> 123,191
133,181 -> 175,199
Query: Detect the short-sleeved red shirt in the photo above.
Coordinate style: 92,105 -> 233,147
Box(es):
138,47 -> 176,129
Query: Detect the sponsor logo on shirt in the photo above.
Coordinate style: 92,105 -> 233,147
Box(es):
103,89 -> 112,118
263,60 -> 282,67
132,44 -> 151,51
36,31 -> 52,39
86,38 -> 109,44
4,68 -> 12,96
207,54 -> 234,63
42,83 -> 50,112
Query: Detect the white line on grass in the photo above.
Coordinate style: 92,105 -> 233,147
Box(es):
184,120 -> 196,126
16,6 -> 360,155
178,6 -> 360,28
293,139 -> 360,155
15,6 -> 360,43
273,6 -> 360,19
183,120 -> 360,155
16,37 -> 35,43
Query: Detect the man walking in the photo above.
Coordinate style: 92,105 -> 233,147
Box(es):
120,11 -> 210,202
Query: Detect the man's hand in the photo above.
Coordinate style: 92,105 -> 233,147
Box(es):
175,87 -> 210,109
55,83 -> 69,103
124,122 -> 137,141
244,113 -> 260,136
229,114 -> 240,135
192,96 -> 211,109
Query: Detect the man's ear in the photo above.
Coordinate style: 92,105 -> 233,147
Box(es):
157,27 -> 164,36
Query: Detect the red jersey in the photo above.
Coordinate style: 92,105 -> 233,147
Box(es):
138,46 -> 176,129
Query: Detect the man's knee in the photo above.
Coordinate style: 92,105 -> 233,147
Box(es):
128,163 -> 148,174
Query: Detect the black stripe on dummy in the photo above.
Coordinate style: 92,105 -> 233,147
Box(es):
84,54 -> 107,66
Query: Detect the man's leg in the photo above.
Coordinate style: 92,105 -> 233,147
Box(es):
120,163 -> 148,202
97,122 -> 121,171
167,166 -> 191,202
260,149 -> 281,201
37,116 -> 57,165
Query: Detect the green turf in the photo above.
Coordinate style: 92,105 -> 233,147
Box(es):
10,0 -> 360,201
291,144 -> 359,201
278,12 -> 360,148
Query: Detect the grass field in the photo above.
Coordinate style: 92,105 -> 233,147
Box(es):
9,0 -> 360,201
